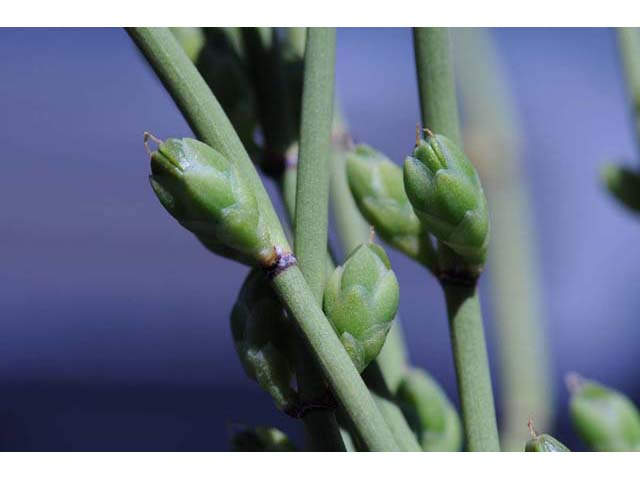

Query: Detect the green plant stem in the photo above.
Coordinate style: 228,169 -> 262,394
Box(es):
617,28 -> 640,157
127,26 -> 397,452
412,28 -> 461,145
453,27 -> 552,451
413,27 -> 500,451
443,285 -> 500,451
271,265 -> 400,452
291,27 -> 345,452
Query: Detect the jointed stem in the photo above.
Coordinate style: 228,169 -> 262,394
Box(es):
128,27 -> 398,452
413,27 -> 500,451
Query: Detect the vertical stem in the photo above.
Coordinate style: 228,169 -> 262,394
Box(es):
617,28 -> 640,158
453,28 -> 552,451
294,27 -> 336,297
292,27 -> 345,452
413,27 -> 500,451
413,28 -> 461,144
443,285 -> 500,451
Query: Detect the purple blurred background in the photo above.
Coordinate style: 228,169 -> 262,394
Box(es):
1,28 -> 639,451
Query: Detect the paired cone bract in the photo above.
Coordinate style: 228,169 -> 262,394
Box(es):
230,270 -> 296,411
149,137 -> 273,266
396,368 -> 462,451
323,243 -> 399,372
404,133 -> 489,269
347,144 -> 432,265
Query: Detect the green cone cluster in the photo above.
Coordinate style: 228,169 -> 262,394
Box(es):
346,144 -> 434,267
230,270 -> 296,411
148,136 -> 273,266
569,375 -> 640,451
404,132 -> 489,271
323,243 -> 399,372
601,163 -> 640,214
172,28 -> 259,153
396,368 -> 462,451
231,426 -> 297,452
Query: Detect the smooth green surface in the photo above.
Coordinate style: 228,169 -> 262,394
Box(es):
444,285 -> 500,451
413,28 -> 461,145
127,28 -> 289,253
453,28 -> 553,450
272,265 -> 400,452
569,377 -> 640,451
525,434 -> 570,452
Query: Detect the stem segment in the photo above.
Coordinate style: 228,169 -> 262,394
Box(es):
617,28 -> 640,158
292,27 -> 344,452
453,27 -> 552,451
413,27 -> 500,451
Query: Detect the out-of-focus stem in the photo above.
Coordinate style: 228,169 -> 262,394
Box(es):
413,27 -> 500,451
617,28 -> 640,157
453,27 -> 553,451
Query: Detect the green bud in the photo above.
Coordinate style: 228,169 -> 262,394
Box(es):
525,421 -> 569,452
231,426 -> 297,452
346,144 -> 434,267
323,243 -> 399,372
404,132 -> 489,269
230,270 -> 296,411
568,374 -> 640,451
396,368 -> 462,451
148,136 -> 273,266
601,163 -> 640,214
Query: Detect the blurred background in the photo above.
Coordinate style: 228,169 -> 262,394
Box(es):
1,27 -> 639,451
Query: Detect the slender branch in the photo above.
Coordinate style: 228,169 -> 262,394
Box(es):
291,27 -> 344,452
127,27 -> 398,452
413,27 -> 500,451
453,27 -> 552,451
413,28 -> 461,145
294,27 -> 336,300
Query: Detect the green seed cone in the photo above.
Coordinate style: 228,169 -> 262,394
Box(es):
404,132 -> 489,270
148,137 -> 273,266
230,270 -> 296,411
396,368 -> 463,452
231,426 -> 297,452
346,144 -> 434,266
569,375 -> 640,451
323,243 -> 399,372
525,433 -> 570,452
601,163 -> 640,214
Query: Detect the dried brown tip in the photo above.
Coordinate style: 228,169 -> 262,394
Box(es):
423,127 -> 434,138
528,419 -> 538,439
369,225 -> 376,244
143,131 -> 163,158
565,372 -> 584,394
415,124 -> 422,145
